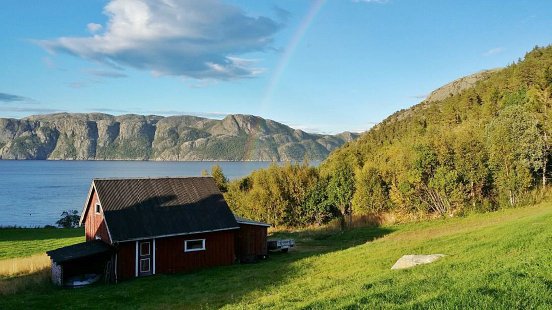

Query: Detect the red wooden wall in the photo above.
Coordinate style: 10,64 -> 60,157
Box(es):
116,242 -> 136,281
84,189 -> 111,243
116,230 -> 237,280
237,224 -> 267,261
155,230 -> 236,274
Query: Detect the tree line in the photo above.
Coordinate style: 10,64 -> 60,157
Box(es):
213,45 -> 552,228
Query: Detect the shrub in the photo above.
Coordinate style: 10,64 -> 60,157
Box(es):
55,210 -> 80,228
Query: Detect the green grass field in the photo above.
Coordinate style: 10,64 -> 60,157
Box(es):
0,228 -> 84,260
1,203 -> 552,309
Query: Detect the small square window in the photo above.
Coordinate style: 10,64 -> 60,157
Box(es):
95,203 -> 101,214
140,258 -> 150,273
140,242 -> 150,256
184,239 -> 205,252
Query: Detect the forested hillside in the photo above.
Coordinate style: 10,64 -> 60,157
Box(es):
226,45 -> 552,227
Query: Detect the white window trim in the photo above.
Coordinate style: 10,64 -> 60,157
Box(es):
135,241 -> 138,277
95,203 -> 101,214
152,239 -> 156,275
140,241 -> 150,256
140,258 -> 151,273
184,239 -> 206,252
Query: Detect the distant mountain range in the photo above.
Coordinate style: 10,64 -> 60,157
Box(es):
0,113 -> 358,161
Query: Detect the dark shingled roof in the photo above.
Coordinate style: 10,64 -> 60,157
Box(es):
47,240 -> 112,263
93,177 -> 239,242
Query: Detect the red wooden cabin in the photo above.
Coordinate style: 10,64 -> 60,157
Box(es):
47,177 -> 269,285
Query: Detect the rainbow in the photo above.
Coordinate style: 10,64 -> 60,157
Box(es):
259,0 -> 326,113
243,1 -> 326,161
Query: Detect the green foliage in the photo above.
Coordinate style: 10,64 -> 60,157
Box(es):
301,179 -> 339,225
225,162 -> 324,227
352,165 -> 389,215
96,136 -> 153,160
116,137 -> 153,159
326,160 -> 355,226
227,45 -> 552,226
210,165 -> 228,192
320,44 -> 552,217
55,210 -> 80,228
199,135 -> 248,160
486,105 -> 545,206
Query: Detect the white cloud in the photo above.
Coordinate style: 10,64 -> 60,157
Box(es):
0,92 -> 40,105
37,0 -> 283,81
86,23 -> 103,33
483,47 -> 504,56
287,122 -> 375,135
0,106 -> 60,114
67,81 -> 89,89
92,108 -> 231,119
142,110 -> 230,119
86,69 -> 127,78
0,93 -> 55,113
0,92 -> 27,102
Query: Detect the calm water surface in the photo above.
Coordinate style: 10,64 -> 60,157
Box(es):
0,160 -> 294,227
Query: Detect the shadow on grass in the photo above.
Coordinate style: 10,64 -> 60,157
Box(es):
271,224 -> 395,254
0,225 -> 395,309
0,268 -> 50,296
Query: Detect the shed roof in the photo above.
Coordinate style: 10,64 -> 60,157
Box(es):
47,240 -> 112,263
90,177 -> 239,242
235,216 -> 271,227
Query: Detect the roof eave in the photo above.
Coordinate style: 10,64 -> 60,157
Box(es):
112,226 -> 241,243
78,181 -> 114,244
236,221 -> 271,227
78,182 -> 96,226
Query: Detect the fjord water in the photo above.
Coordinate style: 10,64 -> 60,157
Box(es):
0,160 -> 282,227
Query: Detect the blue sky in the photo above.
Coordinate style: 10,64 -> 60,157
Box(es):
1,0 -> 552,134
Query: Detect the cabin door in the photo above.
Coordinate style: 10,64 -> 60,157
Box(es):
138,240 -> 153,276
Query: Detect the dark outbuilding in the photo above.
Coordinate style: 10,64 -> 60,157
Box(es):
235,216 -> 270,263
47,240 -> 112,286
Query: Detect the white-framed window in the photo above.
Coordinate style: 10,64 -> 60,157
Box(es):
140,242 -> 150,256
184,239 -> 206,252
140,258 -> 150,273
95,203 -> 101,214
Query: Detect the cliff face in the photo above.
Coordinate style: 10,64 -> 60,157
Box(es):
424,69 -> 501,103
0,113 -> 358,161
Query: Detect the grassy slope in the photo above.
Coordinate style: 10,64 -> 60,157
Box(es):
1,205 -> 552,308
0,228 -> 84,260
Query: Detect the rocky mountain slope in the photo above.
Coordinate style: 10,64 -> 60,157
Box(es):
0,113 -> 358,161
424,68 -> 501,102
